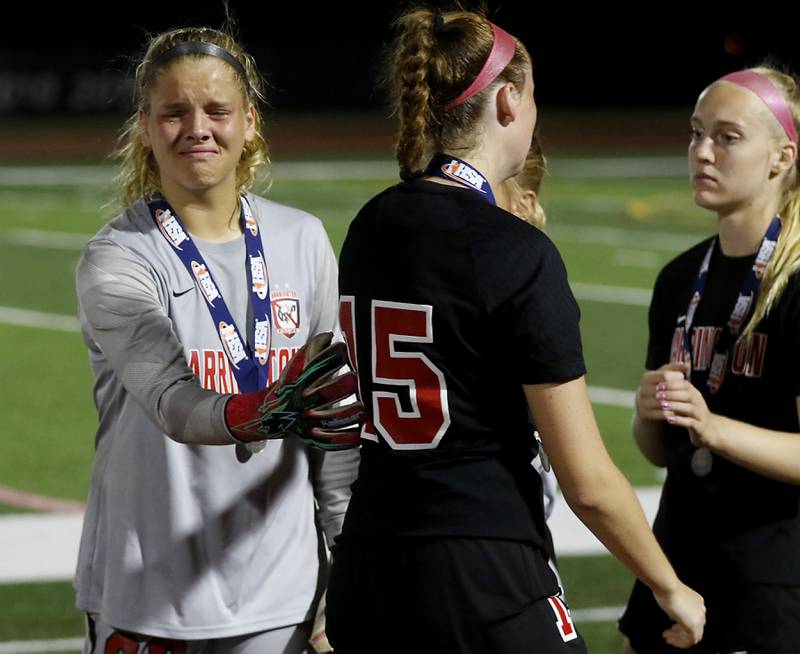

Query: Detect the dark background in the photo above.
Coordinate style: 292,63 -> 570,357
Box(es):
2,3 -> 797,115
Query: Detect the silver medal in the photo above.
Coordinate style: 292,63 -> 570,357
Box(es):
690,447 -> 713,477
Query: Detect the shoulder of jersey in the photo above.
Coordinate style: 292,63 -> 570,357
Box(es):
245,193 -> 325,230
659,235 -> 716,276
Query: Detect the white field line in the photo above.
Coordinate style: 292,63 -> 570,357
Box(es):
0,487 -> 661,584
0,157 -> 688,188
571,282 -> 651,307
547,224 -> 700,252
0,638 -> 84,654
0,307 -> 79,333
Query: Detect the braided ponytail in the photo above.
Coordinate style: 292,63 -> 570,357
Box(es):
388,8 -> 530,181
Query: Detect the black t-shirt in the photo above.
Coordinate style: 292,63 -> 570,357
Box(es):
647,237 -> 800,584
337,179 -> 585,546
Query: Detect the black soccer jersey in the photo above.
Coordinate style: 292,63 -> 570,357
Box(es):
337,179 -> 585,545
646,238 -> 800,584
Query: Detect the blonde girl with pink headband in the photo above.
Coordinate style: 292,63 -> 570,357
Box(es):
620,67 -> 800,653
326,6 -> 705,652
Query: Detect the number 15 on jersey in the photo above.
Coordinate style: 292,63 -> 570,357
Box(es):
340,297 -> 451,450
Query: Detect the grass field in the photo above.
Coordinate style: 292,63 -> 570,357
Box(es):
0,155 -> 715,653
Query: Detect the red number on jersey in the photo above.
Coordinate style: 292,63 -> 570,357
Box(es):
339,298 -> 451,449
339,296 -> 378,443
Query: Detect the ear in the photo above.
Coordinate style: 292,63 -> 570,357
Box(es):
513,189 -> 538,219
244,103 -> 257,143
138,108 -> 151,148
771,141 -> 797,175
495,81 -> 519,128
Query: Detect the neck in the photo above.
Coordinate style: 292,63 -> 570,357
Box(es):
161,180 -> 242,243
717,200 -> 779,256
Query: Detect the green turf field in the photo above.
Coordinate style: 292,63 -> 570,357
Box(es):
0,158 -> 715,653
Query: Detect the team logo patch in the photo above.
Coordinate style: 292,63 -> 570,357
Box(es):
219,321 -> 247,368
250,252 -> 269,300
441,159 -> 486,193
243,202 -> 258,237
191,261 -> 221,306
155,208 -> 188,250
254,317 -> 270,366
547,595 -> 578,642
272,288 -> 301,338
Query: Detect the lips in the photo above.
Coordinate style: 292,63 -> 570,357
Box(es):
692,172 -> 717,185
180,148 -> 218,157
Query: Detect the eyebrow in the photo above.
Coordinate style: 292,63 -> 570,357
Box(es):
690,116 -> 747,129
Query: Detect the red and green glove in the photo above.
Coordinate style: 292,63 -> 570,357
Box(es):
225,332 -> 364,452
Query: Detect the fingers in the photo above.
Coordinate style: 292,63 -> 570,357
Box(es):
300,342 -> 351,386
303,370 -> 358,405
304,425 -> 362,451
304,402 -> 365,429
303,331 -> 335,361
661,624 -> 697,649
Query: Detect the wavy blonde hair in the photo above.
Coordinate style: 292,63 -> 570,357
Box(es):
735,67 -> 800,340
115,26 -> 270,207
502,137 -> 547,229
388,7 -> 530,180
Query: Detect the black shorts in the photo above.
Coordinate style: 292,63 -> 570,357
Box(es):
327,538 -> 587,654
620,578 -> 800,654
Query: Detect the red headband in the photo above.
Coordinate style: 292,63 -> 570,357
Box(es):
443,22 -> 518,112
718,70 -> 798,144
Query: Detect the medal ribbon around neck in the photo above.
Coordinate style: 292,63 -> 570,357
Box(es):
424,154 -> 497,205
681,215 -> 781,394
149,195 -> 272,393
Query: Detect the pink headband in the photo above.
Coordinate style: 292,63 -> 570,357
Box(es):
443,22 -> 518,112
719,70 -> 798,144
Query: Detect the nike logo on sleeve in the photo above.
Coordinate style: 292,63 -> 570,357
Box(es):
172,287 -> 195,298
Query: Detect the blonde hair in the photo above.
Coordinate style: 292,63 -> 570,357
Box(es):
388,8 -> 531,180
502,137 -> 547,229
738,67 -> 800,339
115,26 -> 270,207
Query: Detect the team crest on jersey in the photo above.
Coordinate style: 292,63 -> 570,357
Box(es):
441,160 -> 486,193
254,317 -> 270,366
243,201 -> 258,237
219,321 -> 247,368
191,261 -> 221,306
272,288 -> 301,338
250,252 -> 269,300
155,208 -> 188,250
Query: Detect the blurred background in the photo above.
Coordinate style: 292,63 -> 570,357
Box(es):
1,3 -> 799,653
3,3 -> 798,160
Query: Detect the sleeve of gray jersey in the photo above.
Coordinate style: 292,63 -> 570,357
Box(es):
309,447 -> 360,547
76,238 -> 235,445
306,218 -> 358,545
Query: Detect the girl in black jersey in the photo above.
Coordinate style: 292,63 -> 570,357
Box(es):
620,67 -> 800,653
327,7 -> 705,653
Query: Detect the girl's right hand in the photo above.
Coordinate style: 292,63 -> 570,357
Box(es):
653,581 -> 706,648
635,362 -> 690,422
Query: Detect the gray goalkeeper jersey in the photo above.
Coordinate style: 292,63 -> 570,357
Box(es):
74,193 -> 358,639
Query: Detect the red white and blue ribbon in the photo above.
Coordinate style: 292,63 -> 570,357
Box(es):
424,154 -> 497,206
682,215 -> 781,394
150,195 -> 272,392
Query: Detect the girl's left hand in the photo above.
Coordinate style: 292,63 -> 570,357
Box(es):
654,378 -> 721,450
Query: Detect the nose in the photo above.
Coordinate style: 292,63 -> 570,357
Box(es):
185,109 -> 211,141
690,136 -> 714,164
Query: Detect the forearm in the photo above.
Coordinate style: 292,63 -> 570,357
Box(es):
632,412 -> 669,467
563,462 -> 679,596
703,414 -> 800,485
